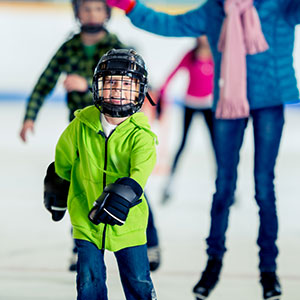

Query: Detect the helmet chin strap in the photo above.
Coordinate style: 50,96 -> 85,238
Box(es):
81,24 -> 105,34
146,92 -> 156,106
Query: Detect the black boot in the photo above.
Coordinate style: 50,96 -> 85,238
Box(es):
260,272 -> 282,300
193,257 -> 222,300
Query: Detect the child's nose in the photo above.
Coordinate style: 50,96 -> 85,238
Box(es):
111,86 -> 122,95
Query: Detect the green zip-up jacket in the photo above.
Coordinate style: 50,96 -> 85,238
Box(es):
55,105 -> 158,252
24,31 -> 125,122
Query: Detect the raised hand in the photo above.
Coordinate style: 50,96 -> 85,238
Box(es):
63,74 -> 88,92
106,0 -> 133,12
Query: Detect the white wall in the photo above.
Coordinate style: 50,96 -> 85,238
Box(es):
1,3 -> 300,95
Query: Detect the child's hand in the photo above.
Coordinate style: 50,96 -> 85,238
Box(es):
88,193 -> 131,226
19,119 -> 34,142
63,74 -> 88,92
88,177 -> 142,226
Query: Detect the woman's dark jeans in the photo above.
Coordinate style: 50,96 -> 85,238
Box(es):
206,105 -> 284,272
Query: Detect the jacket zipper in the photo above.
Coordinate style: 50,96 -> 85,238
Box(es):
100,129 -> 115,250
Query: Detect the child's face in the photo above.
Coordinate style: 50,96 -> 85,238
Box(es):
78,1 -> 108,26
101,75 -> 139,105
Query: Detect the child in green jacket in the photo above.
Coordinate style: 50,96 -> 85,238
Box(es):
23,0 -> 161,273
49,48 -> 157,300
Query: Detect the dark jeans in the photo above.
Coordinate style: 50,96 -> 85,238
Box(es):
75,240 -> 156,300
206,105 -> 284,272
145,193 -> 159,247
170,106 -> 215,174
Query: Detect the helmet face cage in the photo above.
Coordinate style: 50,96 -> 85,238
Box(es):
93,49 -> 148,118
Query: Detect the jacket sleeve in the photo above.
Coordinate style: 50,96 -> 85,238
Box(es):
23,45 -> 65,122
55,119 -> 79,182
129,131 -> 157,189
127,1 -> 210,38
283,0 -> 300,26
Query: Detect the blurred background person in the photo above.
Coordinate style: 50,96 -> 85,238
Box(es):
19,0 -> 122,140
156,35 -> 215,204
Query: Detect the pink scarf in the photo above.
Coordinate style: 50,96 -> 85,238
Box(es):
216,0 -> 269,119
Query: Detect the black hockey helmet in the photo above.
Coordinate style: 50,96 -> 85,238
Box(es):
72,0 -> 111,20
93,48 -> 153,118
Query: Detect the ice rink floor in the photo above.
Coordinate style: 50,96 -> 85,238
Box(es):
1,2 -> 300,299
0,101 -> 300,300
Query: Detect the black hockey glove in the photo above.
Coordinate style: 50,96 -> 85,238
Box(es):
44,162 -> 70,222
88,177 -> 143,226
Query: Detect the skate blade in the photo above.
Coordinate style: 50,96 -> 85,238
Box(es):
264,296 -> 281,300
193,292 -> 207,300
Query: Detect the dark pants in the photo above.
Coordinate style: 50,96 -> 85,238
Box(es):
170,106 -> 215,174
75,240 -> 156,300
145,192 -> 159,247
206,105 -> 284,272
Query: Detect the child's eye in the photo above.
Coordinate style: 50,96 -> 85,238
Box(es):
96,7 -> 104,13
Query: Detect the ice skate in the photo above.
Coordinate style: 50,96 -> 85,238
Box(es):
147,246 -> 161,272
160,176 -> 174,205
193,257 -> 222,299
260,272 -> 281,300
69,252 -> 78,272
160,188 -> 171,205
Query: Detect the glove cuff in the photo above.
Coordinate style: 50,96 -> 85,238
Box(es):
125,0 -> 136,14
116,177 -> 143,198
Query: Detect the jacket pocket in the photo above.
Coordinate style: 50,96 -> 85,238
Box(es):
111,198 -> 148,236
68,192 -> 92,229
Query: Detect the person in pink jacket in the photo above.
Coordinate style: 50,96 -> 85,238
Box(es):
158,36 -> 215,204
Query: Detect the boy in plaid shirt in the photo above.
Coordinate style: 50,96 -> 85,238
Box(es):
20,0 -> 125,141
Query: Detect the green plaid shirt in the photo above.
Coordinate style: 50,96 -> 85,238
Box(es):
24,31 -> 126,122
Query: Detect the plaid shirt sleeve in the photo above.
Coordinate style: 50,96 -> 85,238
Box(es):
23,45 -> 65,121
